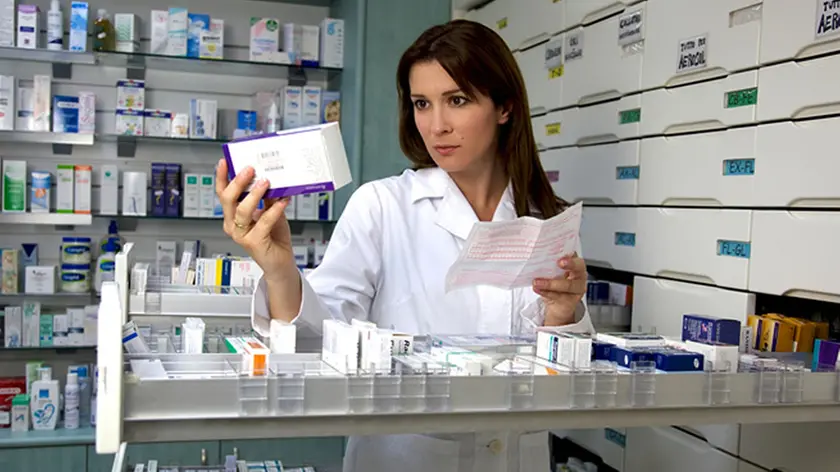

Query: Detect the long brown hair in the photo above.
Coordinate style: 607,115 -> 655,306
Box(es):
396,19 -> 564,219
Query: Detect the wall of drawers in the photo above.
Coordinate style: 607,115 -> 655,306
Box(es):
465,0 -> 840,471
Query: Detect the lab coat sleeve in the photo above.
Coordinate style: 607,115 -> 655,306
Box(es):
515,238 -> 595,335
251,183 -> 384,337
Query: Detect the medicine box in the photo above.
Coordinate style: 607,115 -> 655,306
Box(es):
200,18 -> 224,59
186,13 -> 210,58
0,75 -> 13,131
165,163 -> 181,217
166,7 -> 188,56
595,332 -> 665,348
653,349 -> 704,373
150,10 -> 168,54
17,4 -> 39,49
116,79 -> 145,109
681,314 -> 741,346
223,121 -> 351,198
114,13 -> 138,53
52,95 -> 80,133
183,174 -> 200,217
249,17 -> 280,62
319,18 -> 344,68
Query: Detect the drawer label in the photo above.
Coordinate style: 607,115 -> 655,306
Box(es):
565,32 -> 584,62
725,87 -> 758,109
677,34 -> 707,73
605,428 -> 626,448
496,17 -> 508,30
544,39 -> 563,69
614,232 -> 636,247
619,108 -> 641,124
722,158 -> 755,176
545,122 -> 561,135
616,165 -> 640,180
548,66 -> 564,79
816,0 -> 840,39
618,9 -> 644,47
717,239 -> 751,259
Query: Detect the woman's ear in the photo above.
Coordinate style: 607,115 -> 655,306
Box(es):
497,105 -> 512,124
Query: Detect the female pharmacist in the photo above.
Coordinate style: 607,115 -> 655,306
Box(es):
216,20 -> 594,472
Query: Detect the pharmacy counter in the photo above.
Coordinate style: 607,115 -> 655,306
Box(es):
0,426 -> 96,448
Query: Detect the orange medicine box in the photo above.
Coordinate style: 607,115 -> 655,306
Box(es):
758,317 -> 796,352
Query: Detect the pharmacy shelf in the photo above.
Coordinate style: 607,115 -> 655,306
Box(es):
0,130 -> 95,147
0,212 -> 93,226
0,46 -> 95,66
0,426 -> 96,448
0,292 -> 96,306
128,289 -> 253,317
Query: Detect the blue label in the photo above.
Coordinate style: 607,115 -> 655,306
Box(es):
63,246 -> 89,255
717,239 -> 751,259
614,232 -> 636,247
99,261 -> 115,271
722,158 -> 755,176
605,428 -> 626,448
616,165 -> 640,180
61,272 -> 87,282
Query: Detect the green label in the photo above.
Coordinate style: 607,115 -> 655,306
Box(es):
201,176 -> 213,185
187,176 -> 198,185
619,108 -> 641,124
725,87 -> 758,108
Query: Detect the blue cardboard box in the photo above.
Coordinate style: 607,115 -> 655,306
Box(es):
682,314 -> 741,346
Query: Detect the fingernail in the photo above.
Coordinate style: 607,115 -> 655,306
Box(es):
258,179 -> 269,188
559,259 -> 569,268
533,279 -> 547,289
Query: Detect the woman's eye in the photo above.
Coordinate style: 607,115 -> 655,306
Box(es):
413,99 -> 428,109
450,96 -> 470,106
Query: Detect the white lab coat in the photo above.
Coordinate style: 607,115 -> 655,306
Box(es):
251,166 -> 594,472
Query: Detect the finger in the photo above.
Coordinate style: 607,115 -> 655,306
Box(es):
557,255 -> 585,273
249,197 -> 290,239
215,158 -> 229,196
221,166 -> 255,213
253,197 -> 285,220
234,178 -> 270,228
533,277 -> 586,295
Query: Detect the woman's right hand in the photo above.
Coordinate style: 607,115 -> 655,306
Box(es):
216,159 -> 296,280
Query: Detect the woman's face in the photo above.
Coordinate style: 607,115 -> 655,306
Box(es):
409,60 -> 508,175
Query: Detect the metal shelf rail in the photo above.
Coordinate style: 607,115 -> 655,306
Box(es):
99,244 -> 840,460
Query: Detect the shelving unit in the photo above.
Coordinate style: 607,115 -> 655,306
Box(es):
0,212 -> 93,229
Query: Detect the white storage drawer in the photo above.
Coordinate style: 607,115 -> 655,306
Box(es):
580,206 -> 639,273
631,276 -> 754,340
761,0 -> 840,64
562,2 -> 646,107
638,128 -> 757,207
637,208 -> 752,290
749,211 -> 840,301
564,95 -> 643,146
740,422 -> 840,472
641,0 -> 762,90
518,43 -> 564,115
540,141 -> 639,205
565,0 -> 640,28
565,428 -> 625,472
625,427 -> 739,472
754,118 -> 840,207
464,0 -> 521,50
640,70 -> 758,137
518,0 -> 566,49
532,109 -> 570,150
757,53 -> 840,122
639,119 -> 840,207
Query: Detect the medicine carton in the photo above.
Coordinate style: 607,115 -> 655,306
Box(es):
249,17 -> 280,62
16,5 -> 39,49
223,121 -> 351,198
319,18 -> 344,68
681,314 -> 741,346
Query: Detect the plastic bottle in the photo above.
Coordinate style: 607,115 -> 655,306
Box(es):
95,239 -> 117,293
47,0 -> 64,50
100,220 -> 124,254
93,9 -> 115,52
266,101 -> 280,133
30,367 -> 59,430
64,372 -> 80,429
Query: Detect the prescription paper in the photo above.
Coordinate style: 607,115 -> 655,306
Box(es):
445,202 -> 583,292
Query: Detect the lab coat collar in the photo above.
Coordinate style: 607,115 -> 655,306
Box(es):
411,167 -> 517,240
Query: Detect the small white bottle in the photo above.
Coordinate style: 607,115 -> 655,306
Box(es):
30,367 -> 59,430
64,372 -> 80,429
47,0 -> 64,51
94,239 -> 117,293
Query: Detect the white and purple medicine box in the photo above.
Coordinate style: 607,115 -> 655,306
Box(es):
222,122 -> 351,198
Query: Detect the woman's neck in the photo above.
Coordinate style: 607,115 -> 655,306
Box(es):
449,161 -> 508,222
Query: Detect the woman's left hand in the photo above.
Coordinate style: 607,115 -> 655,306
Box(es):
532,255 -> 587,326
